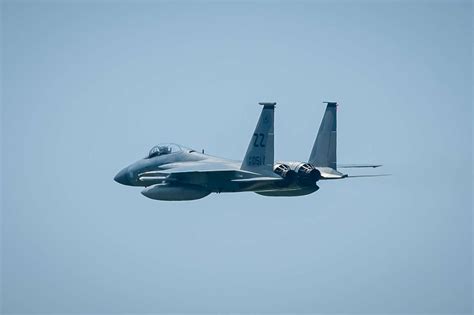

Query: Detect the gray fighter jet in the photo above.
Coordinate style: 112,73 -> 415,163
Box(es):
114,102 -> 383,201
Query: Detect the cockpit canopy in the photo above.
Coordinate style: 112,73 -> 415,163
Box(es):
147,143 -> 186,158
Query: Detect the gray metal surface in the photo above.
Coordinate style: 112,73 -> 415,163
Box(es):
114,101 -> 383,200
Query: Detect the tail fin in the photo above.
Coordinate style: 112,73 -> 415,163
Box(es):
309,102 -> 337,169
241,102 -> 275,174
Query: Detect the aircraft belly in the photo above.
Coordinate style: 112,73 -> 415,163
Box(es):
218,181 -> 315,194
255,186 -> 319,197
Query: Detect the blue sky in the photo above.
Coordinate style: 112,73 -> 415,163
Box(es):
1,0 -> 472,313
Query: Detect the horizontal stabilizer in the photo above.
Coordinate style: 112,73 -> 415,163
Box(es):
345,174 -> 391,178
337,164 -> 382,168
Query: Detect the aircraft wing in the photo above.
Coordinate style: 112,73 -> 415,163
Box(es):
138,168 -> 238,183
337,163 -> 382,168
138,163 -> 280,187
346,174 -> 391,178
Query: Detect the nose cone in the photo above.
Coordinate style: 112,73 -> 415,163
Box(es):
114,167 -> 132,185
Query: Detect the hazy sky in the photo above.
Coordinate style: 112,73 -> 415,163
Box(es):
1,0 -> 472,313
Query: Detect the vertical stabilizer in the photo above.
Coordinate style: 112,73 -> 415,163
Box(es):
309,102 -> 337,169
241,102 -> 275,174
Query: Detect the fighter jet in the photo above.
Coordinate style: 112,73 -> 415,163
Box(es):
114,102 -> 384,201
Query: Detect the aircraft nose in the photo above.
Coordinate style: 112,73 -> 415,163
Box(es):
114,167 -> 131,185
